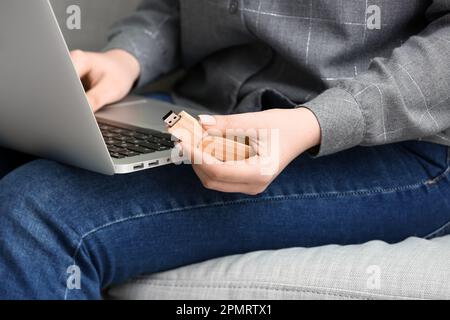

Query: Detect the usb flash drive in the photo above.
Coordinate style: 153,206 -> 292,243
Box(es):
162,110 -> 256,162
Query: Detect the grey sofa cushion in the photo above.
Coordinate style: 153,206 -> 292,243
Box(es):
109,236 -> 450,300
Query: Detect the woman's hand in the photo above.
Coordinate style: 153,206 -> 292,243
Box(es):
180,108 -> 321,195
70,49 -> 140,112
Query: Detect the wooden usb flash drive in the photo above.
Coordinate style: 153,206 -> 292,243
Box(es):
163,111 -> 255,162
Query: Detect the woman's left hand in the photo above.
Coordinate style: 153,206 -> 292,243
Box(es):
180,108 -> 321,195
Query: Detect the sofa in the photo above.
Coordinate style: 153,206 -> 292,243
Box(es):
51,0 -> 450,300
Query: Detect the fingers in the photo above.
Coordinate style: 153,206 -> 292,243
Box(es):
70,50 -> 92,79
86,77 -> 123,112
180,119 -> 274,195
70,49 -> 138,112
70,50 -> 109,111
192,166 -> 252,194
179,140 -> 222,165
195,160 -> 266,184
199,113 -> 260,135
193,164 -> 269,195
180,130 -> 271,182
199,113 -> 266,153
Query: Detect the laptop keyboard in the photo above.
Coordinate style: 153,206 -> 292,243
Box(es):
98,122 -> 175,159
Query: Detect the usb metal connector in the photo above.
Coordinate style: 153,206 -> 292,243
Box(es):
162,111 -> 181,128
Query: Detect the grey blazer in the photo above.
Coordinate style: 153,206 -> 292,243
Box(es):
104,0 -> 450,156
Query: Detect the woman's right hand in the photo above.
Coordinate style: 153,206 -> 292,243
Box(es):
70,49 -> 141,112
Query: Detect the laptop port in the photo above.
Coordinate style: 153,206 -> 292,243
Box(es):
133,163 -> 145,170
148,160 -> 160,167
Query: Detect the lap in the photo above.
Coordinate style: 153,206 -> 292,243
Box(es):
1,140 -> 449,240
0,141 -> 449,289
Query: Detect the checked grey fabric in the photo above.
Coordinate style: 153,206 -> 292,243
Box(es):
104,0 -> 450,156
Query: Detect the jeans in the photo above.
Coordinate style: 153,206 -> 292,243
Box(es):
0,94 -> 449,299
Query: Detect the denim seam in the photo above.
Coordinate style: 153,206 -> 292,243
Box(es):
424,147 -> 450,185
424,220 -> 450,239
424,147 -> 450,239
424,165 -> 450,185
423,148 -> 450,238
126,280 -> 428,300
65,147 -> 450,300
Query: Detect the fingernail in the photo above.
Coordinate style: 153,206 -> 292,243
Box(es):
199,115 -> 216,126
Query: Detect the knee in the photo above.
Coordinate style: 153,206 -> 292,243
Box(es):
1,159 -> 68,210
0,161 -> 87,297
0,160 -> 80,248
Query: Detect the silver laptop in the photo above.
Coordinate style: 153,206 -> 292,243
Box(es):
0,0 -> 206,175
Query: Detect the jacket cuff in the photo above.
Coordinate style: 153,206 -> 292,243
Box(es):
103,30 -> 159,88
302,88 -> 365,157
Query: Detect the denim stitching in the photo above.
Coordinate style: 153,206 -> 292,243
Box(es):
424,148 -> 450,238
425,147 -> 450,184
425,220 -> 450,239
64,177 -> 447,299
65,147 -> 450,299
425,165 -> 450,185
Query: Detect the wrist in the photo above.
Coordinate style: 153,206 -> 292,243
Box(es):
291,107 -> 322,151
105,49 -> 141,83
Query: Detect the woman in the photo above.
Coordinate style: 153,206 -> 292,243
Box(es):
0,0 -> 449,299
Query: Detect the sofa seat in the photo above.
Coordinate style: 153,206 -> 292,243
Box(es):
109,235 -> 450,300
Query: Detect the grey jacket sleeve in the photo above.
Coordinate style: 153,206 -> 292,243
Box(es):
304,0 -> 450,157
103,0 -> 180,87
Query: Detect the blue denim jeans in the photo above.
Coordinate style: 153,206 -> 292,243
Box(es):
0,94 -> 449,299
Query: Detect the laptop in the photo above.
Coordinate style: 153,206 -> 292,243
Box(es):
0,0 -> 207,175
